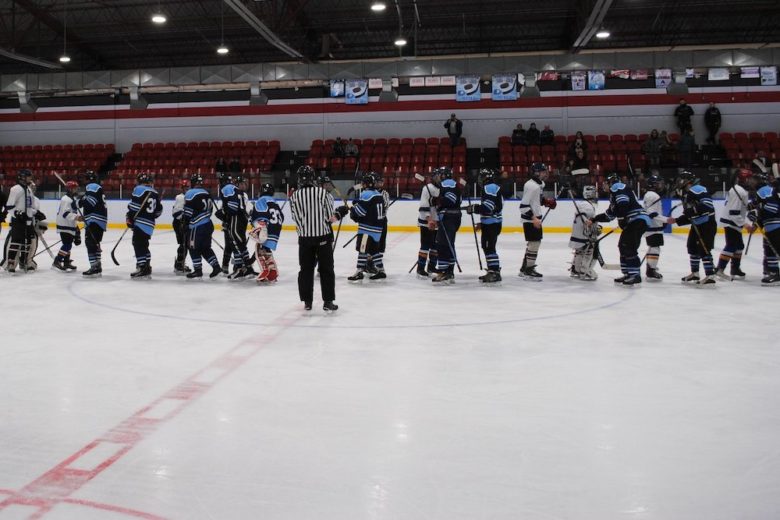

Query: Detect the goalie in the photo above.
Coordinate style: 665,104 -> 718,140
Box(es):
569,185 -> 601,281
249,183 -> 284,283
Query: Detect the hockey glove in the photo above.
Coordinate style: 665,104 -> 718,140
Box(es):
126,216 -> 134,228
35,210 -> 47,221
542,198 -> 557,210
74,231 -> 82,246
335,205 -> 349,219
215,209 -> 225,221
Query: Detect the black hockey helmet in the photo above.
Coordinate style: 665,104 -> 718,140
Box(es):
531,162 -> 547,176
645,174 -> 665,193
260,183 -> 274,196
218,172 -> 233,187
316,174 -> 332,187
85,170 -> 99,184
478,168 -> 498,185
362,171 -> 380,189
436,166 -> 453,180
137,171 -> 152,184
190,173 -> 204,188
17,169 -> 32,185
235,174 -> 246,185
297,165 -> 316,187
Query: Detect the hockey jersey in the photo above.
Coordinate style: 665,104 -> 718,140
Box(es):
127,185 -> 163,236
595,182 -> 651,227
436,179 -> 462,219
172,193 -> 185,221
520,178 -> 544,222
418,183 -> 440,227
251,195 -> 284,250
56,194 -> 79,235
675,184 -> 715,227
720,184 -> 750,231
754,185 -> 780,232
350,188 -> 386,241
643,191 -> 666,235
184,188 -> 214,229
4,183 -> 34,222
80,182 -> 107,230
220,183 -> 247,221
476,182 -> 503,225
569,200 -> 597,249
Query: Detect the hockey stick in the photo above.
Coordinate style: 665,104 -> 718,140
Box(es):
461,178 -> 484,271
110,189 -> 153,266
330,185 -> 352,252
35,226 -> 55,260
34,239 -> 62,258
415,173 -> 461,273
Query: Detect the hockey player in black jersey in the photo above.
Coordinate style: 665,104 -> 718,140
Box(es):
218,174 -> 252,280
667,171 -> 718,285
172,179 -> 191,275
750,180 -> 780,285
348,172 -> 387,281
467,168 -> 504,283
183,174 -> 222,279
365,175 -> 390,276
591,173 -> 651,285
126,172 -> 163,279
432,166 -> 462,284
79,171 -> 108,277
250,183 -> 284,283
216,173 -> 234,274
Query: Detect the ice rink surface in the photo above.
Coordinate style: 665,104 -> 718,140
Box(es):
1,228 -> 779,520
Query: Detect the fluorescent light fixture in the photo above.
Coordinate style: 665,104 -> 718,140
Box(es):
151,13 -> 167,24
595,30 -> 610,39
59,55 -> 71,63
371,2 -> 387,11
217,45 -> 230,55
394,36 -> 407,46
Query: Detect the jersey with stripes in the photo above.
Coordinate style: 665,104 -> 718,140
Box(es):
127,185 -> 162,236
80,182 -> 107,230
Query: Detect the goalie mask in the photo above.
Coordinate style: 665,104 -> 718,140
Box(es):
582,185 -> 598,201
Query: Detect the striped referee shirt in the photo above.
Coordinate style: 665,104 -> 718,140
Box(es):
290,185 -> 336,237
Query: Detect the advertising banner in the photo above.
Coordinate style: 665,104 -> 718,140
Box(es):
491,74 -> 518,101
456,75 -> 481,102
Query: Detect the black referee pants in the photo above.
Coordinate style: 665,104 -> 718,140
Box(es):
298,233 -> 336,303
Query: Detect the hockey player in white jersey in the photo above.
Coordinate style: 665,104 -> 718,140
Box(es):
415,170 -> 441,278
715,168 -> 754,280
519,162 -> 556,280
53,181 -> 82,271
3,170 -> 36,272
172,179 -> 191,275
569,185 -> 600,280
642,174 -> 667,280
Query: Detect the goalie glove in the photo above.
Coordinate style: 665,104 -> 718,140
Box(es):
249,222 -> 268,244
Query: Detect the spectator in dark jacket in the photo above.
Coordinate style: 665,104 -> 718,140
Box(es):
704,102 -> 722,144
568,137 -> 588,160
674,99 -> 694,133
642,129 -> 664,168
228,157 -> 241,173
444,113 -> 463,147
215,157 -> 227,173
526,122 -> 540,145
511,124 -> 526,146
677,129 -> 696,167
540,125 -> 555,146
333,137 -> 345,157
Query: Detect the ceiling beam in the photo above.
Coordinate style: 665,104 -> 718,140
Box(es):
0,46 -> 62,69
223,0 -> 303,60
570,0 -> 614,53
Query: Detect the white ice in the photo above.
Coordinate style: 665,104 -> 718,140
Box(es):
1,228 -> 779,520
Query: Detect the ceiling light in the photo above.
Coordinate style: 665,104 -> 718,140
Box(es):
59,55 -> 71,63
371,2 -> 386,11
151,13 -> 167,24
217,45 -> 229,55
595,30 -> 610,39
394,36 -> 407,47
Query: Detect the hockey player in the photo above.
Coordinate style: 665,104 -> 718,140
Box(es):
642,175 -> 666,280
20,181 -> 48,271
218,174 -> 252,279
750,181 -> 780,285
53,181 -> 82,272
467,168 -> 503,283
172,179 -> 191,275
0,188 -> 7,242
666,171 -> 717,285
3,170 -> 35,273
250,183 -> 284,283
569,185 -> 600,281
79,171 -> 107,277
715,168 -> 753,280
183,173 -> 222,279
432,167 -> 462,284
216,173 -> 234,274
365,175 -> 390,275
519,162 -> 557,280
348,171 -> 387,281
592,174 -> 651,285
126,172 -> 163,279
416,169 -> 441,277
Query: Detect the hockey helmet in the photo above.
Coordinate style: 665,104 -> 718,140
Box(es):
582,185 -> 598,201
316,174 -> 332,187
17,169 -> 32,185
297,165 -> 316,187
362,171 -> 380,189
531,162 -> 548,175
218,172 -> 233,187
235,175 -> 247,186
260,183 -> 275,196
65,180 -> 79,194
479,168 -> 498,185
645,174 -> 665,193
736,168 -> 752,185
180,179 -> 190,191
85,170 -> 98,183
137,171 -> 152,184
436,166 -> 453,180
190,173 -> 204,188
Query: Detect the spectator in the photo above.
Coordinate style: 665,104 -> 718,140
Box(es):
642,129 -> 664,168
568,135 -> 588,160
344,138 -> 359,157
752,150 -> 770,175
659,130 -> 674,164
333,137 -> 345,157
511,124 -> 526,146
215,157 -> 227,173
526,122 -> 540,145
228,157 -> 241,173
444,113 -> 463,147
677,128 -> 696,167
568,147 -> 590,191
704,102 -> 722,144
540,125 -> 555,146
674,98 -> 694,133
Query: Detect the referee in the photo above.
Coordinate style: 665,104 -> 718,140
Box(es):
290,165 -> 348,311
